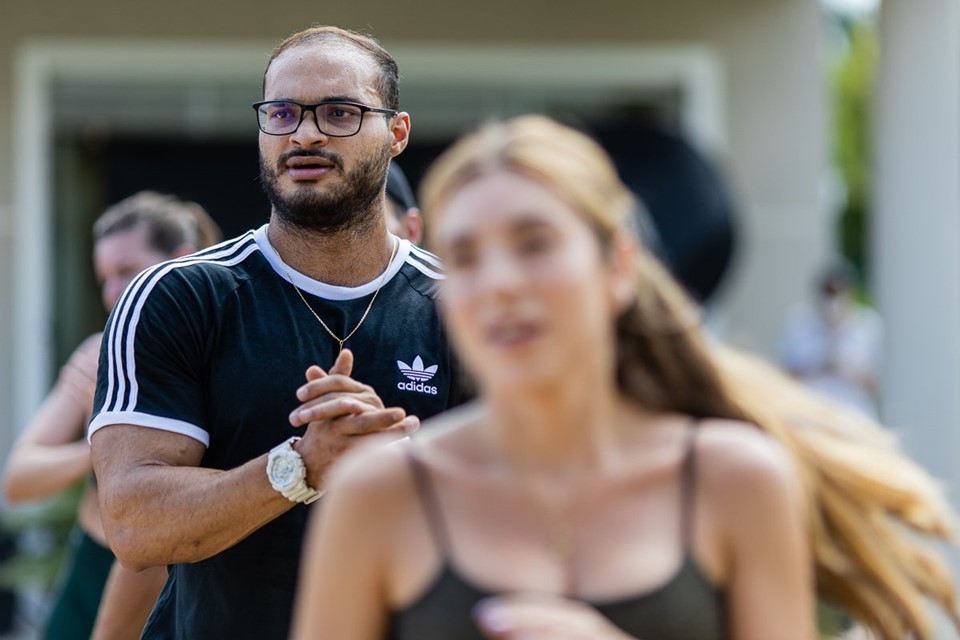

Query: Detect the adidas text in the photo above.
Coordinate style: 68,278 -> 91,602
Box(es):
397,380 -> 439,395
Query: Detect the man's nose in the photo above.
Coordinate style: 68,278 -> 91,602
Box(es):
290,110 -> 329,146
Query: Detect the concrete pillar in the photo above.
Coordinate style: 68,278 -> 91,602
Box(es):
874,6 -> 960,631
874,1 -> 960,498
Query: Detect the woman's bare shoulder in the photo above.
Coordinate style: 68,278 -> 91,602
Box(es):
694,419 -> 804,506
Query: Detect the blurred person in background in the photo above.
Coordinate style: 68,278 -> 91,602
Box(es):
2,191 -> 221,640
777,259 -> 883,419
385,161 -> 423,245
292,115 -> 959,640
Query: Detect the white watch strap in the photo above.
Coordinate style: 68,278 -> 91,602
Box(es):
283,482 -> 324,504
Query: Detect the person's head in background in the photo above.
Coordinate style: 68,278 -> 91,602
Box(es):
816,258 -> 859,326
92,191 -> 223,312
385,162 -> 423,244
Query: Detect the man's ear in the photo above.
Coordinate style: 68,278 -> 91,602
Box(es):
401,209 -> 424,246
389,112 -> 411,158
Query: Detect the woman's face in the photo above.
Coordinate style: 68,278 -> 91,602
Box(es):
432,170 -> 626,394
94,223 -> 171,312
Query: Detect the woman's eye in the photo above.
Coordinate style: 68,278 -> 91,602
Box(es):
517,233 -> 553,256
446,246 -> 477,271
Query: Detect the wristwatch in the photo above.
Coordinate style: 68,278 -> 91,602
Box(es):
266,437 -> 324,504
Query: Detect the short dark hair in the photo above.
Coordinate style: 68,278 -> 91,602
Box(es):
93,191 -> 222,254
386,162 -> 417,213
817,258 -> 859,294
263,26 -> 400,110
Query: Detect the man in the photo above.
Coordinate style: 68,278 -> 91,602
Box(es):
89,26 -> 465,639
385,161 -> 423,244
777,259 -> 883,418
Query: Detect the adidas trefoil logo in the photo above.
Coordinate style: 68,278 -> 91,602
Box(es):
397,356 -> 439,395
398,356 -> 438,381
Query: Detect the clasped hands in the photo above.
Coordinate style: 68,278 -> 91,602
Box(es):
287,349 -> 419,488
474,593 -> 636,640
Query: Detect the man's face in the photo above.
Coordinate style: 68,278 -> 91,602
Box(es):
259,43 -> 409,234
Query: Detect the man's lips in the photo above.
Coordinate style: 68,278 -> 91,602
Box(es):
282,154 -> 339,180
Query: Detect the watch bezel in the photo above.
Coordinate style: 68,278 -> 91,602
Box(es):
267,447 -> 304,490
267,437 -> 323,504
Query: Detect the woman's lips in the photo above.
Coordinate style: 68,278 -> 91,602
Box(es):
486,321 -> 542,348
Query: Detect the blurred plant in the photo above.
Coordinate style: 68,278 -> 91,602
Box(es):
0,483 -> 82,592
829,14 -> 879,285
818,600 -> 854,638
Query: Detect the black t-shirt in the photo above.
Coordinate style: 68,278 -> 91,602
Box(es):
90,226 -> 468,639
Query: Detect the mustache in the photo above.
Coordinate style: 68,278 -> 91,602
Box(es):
276,149 -> 344,172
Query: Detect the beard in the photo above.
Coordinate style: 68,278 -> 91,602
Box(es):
259,142 -> 391,235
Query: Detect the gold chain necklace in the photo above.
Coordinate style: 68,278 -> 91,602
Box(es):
270,233 -> 399,352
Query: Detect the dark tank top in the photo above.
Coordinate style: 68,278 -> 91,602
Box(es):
386,425 -> 727,640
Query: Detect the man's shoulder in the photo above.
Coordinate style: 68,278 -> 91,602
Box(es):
396,242 -> 445,300
107,232 -> 272,334
138,232 -> 268,296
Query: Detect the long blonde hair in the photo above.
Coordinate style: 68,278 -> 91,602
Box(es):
420,114 -> 960,640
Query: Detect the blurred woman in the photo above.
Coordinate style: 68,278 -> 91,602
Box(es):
291,116 -> 959,640
3,191 -> 221,640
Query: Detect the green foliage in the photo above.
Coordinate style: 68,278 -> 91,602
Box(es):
0,484 -> 83,592
830,18 -> 878,283
818,600 -> 854,638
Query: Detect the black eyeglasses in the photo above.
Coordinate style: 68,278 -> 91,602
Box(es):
252,100 -> 398,137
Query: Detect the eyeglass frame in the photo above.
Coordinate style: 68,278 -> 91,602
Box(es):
252,99 -> 399,138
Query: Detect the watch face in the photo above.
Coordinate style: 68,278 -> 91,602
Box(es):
268,451 -> 301,490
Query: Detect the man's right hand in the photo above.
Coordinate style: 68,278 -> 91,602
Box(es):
288,349 -> 419,489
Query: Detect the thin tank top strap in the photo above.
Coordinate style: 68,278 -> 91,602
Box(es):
679,418 -> 701,550
403,440 -> 453,555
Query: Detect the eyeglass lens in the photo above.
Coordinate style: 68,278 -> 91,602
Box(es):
258,102 -> 365,136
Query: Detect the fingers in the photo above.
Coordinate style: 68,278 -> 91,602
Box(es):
290,390 -> 385,427
289,396 -> 366,425
296,410 -> 417,489
350,417 -> 420,444
304,365 -> 327,382
302,348 -> 353,383
329,348 -> 354,377
290,389 -> 418,435
381,415 -> 420,437
319,408 -> 415,439
295,375 -> 376,402
473,594 -> 623,640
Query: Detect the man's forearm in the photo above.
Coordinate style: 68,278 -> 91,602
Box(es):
94,429 -> 298,570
